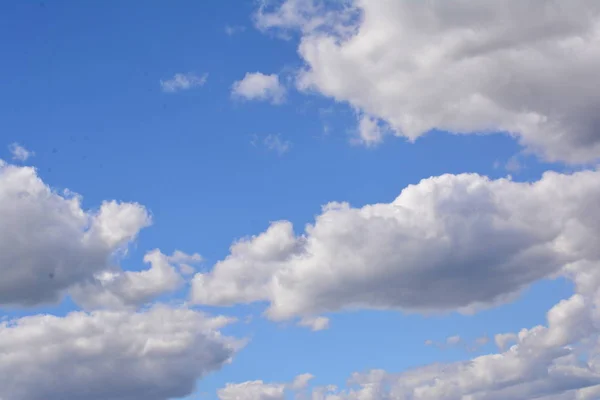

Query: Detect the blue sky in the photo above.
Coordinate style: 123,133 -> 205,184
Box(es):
2,1 -> 600,400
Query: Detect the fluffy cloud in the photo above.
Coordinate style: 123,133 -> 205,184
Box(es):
160,72 -> 208,93
218,381 -> 286,400
0,305 -> 242,400
231,72 -> 286,104
256,0 -> 600,163
227,257 -> 600,399
0,161 -> 151,307
9,142 -> 33,161
191,169 -> 600,322
218,373 -> 314,400
70,249 -> 197,310
225,276 -> 600,399
305,261 -> 600,399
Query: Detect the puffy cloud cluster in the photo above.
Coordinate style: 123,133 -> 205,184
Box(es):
70,249 -> 203,310
0,305 -> 242,400
256,0 -> 600,163
0,161 -> 151,307
221,262 -> 600,398
231,72 -> 286,104
217,373 -> 314,400
191,169 -> 600,322
0,160 -> 244,400
290,259 -> 600,399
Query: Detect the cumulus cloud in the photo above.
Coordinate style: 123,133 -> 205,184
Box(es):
227,271 -> 600,399
69,249 -> 197,310
0,161 -> 151,307
302,262 -> 600,400
218,373 -> 314,400
9,142 -> 33,161
231,72 -> 286,104
218,381 -> 286,400
495,332 -> 519,351
0,305 -> 242,400
235,256 -> 600,399
191,169 -> 600,322
160,72 -> 208,93
256,0 -> 600,163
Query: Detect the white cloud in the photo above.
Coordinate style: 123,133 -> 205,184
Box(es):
225,25 -> 246,36
231,72 -> 286,104
227,273 -> 600,399
474,335 -> 490,347
237,255 -> 600,399
352,114 -> 385,147
160,72 -> 208,93
218,381 -> 286,400
256,0 -> 600,163
495,332 -> 519,351
191,169 -> 600,323
168,249 -> 203,264
9,143 -> 33,161
0,161 -> 151,307
291,373 -> 315,390
299,264 -> 600,399
298,316 -> 330,331
425,335 -> 488,352
70,249 -> 190,310
264,134 -> 292,155
446,335 -> 461,345
218,374 -> 314,400
0,305 -> 242,400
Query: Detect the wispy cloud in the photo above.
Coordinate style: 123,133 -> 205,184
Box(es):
425,335 -> 489,352
225,25 -> 246,36
9,143 -> 33,161
160,72 -> 208,93
264,134 -> 291,156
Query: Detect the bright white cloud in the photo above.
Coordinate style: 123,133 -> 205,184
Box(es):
191,169 -> 600,323
218,373 -> 314,400
231,72 -> 286,104
160,72 -> 208,93
9,143 -> 33,161
0,305 -> 242,400
0,161 -> 151,307
256,0 -> 600,163
70,249 -> 192,310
